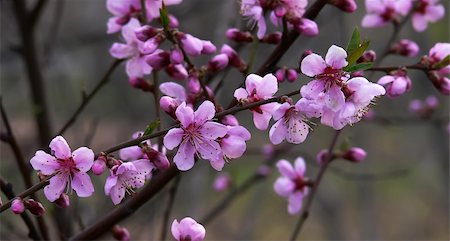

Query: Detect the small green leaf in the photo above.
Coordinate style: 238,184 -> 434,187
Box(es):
143,119 -> 160,136
344,62 -> 373,72
159,4 -> 169,30
433,55 -> 450,69
346,27 -> 361,54
346,40 -> 370,68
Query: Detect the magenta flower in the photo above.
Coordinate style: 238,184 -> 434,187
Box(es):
145,0 -> 183,20
378,70 -> 412,98
241,0 -> 266,39
211,125 -> 251,171
412,0 -> 445,32
391,39 -> 420,57
109,19 -> 152,79
105,160 -> 154,205
424,43 -> 450,94
234,73 -> 278,130
269,102 -> 310,145
361,0 -> 412,28
163,101 -> 228,171
30,136 -> 95,202
11,198 -> 25,214
273,157 -> 309,215
106,0 -> 140,34
171,217 -> 206,241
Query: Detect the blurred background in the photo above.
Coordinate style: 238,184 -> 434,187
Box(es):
0,0 -> 449,240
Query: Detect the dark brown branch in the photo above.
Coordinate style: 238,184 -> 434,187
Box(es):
290,130 -> 341,241
0,177 -> 41,241
57,60 -> 122,135
29,0 -> 49,27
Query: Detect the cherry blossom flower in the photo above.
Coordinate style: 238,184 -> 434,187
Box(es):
171,217 -> 206,241
106,0 -> 140,34
211,125 -> 251,171
109,19 -> 152,79
105,160 -> 154,205
11,199 -> 25,214
273,157 -> 310,215
377,70 -> 412,98
391,39 -> 420,57
423,43 -> 450,94
361,0 -> 412,28
269,102 -> 310,145
163,101 -> 228,171
234,73 -> 278,130
412,0 -> 445,32
146,0 -> 183,20
241,0 -> 266,39
30,136 -> 95,202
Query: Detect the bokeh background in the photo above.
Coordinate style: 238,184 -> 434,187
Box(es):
1,0 -> 449,240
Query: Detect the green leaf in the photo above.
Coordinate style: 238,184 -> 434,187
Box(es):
143,119 -> 160,136
346,27 -> 361,54
159,3 -> 169,30
344,62 -> 373,72
346,40 -> 370,68
433,55 -> 450,69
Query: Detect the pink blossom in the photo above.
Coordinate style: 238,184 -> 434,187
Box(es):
342,147 -> 367,163
221,44 -> 247,71
145,0 -> 183,20
241,0 -> 266,39
412,0 -> 445,32
294,18 -> 319,36
112,225 -> 131,241
30,136 -> 95,202
54,193 -> 70,208
24,199 -> 45,216
273,157 -> 309,215
269,102 -> 310,145
211,125 -> 251,171
330,0 -> 357,13
208,54 -> 229,72
163,101 -> 228,171
424,43 -> 450,94
213,173 -> 232,191
377,70 -> 412,98
11,198 -> 25,214
171,217 -> 206,241
109,19 -> 152,79
362,0 -> 412,28
105,160 -> 154,205
391,39 -> 420,57
234,73 -> 278,130
106,0 -> 140,34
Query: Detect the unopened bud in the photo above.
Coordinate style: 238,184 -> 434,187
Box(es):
168,14 -> 179,28
342,147 -> 367,163
92,158 -> 107,175
129,77 -> 153,92
166,64 -> 188,80
262,32 -> 282,44
221,44 -> 247,71
274,6 -> 287,17
257,165 -> 271,176
135,25 -> 158,42
357,50 -> 377,63
11,198 -> 25,214
316,149 -> 330,166
391,39 -> 419,57
213,173 -> 232,192
294,18 -> 319,36
220,114 -> 239,126
226,28 -> 253,42
201,40 -> 217,54
262,144 -> 275,160
170,47 -> 184,64
160,96 -> 179,119
54,193 -> 70,208
144,147 -> 170,170
146,50 -> 170,70
208,54 -> 229,72
141,36 -> 164,55
112,225 -> 131,241
286,69 -> 298,82
301,49 -> 313,61
275,68 -> 286,82
330,0 -> 357,13
24,199 -> 45,216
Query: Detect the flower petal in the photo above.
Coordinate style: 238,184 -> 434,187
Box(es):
194,101 -> 216,125
252,110 -> 272,130
256,74 -> 278,99
30,150 -> 59,175
160,82 -> 187,101
362,14 -> 385,28
71,172 -> 94,197
286,119 -> 309,144
163,128 -> 185,150
269,119 -> 287,145
119,146 -> 144,161
273,177 -> 295,197
174,142 -> 196,171
175,102 -> 194,128
199,122 -> 228,140
110,43 -> 134,59
325,45 -> 348,69
104,174 -> 118,195
110,182 -> 126,205
234,88 -> 249,101
294,157 -> 306,176
287,191 -> 304,215
276,159 -> 297,179
300,54 -> 327,77
44,174 -> 68,202
50,136 -> 71,159
72,147 -> 94,173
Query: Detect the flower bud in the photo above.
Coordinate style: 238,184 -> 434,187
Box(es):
166,64 -> 188,80
141,36 -> 164,55
160,96 -> 179,119
357,50 -> 377,63
11,198 -> 25,214
146,50 -> 170,70
92,158 -> 107,175
316,149 -> 329,166
201,40 -> 217,54
274,5 -> 287,17
342,147 -> 367,163
220,114 -> 239,126
329,0 -> 357,13
257,165 -> 271,177
262,144 -> 275,160
168,14 -> 179,28
213,173 -> 231,192
391,39 -> 420,57
170,47 -> 184,64
112,225 -> 131,241
301,49 -> 313,61
294,18 -> 319,36
187,76 -> 201,94
221,44 -> 247,71
286,69 -> 298,82
24,199 -> 45,216
409,99 -> 423,113
425,95 -> 438,109
226,28 -> 253,42
144,147 -> 170,170
54,193 -> 70,208
177,33 -> 203,56
262,32 -> 282,44
135,25 -> 158,42
275,68 -> 286,82
208,54 -> 229,72
129,77 -> 153,92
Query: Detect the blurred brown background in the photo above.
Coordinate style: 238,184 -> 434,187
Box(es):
0,0 -> 449,240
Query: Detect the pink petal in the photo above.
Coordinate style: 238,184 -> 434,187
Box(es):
30,150 -> 59,175
199,122 -> 228,140
110,182 -> 126,205
226,125 -> 251,140
256,74 -> 278,99
412,14 -> 428,32
119,146 -> 144,161
194,101 -> 216,125
175,102 -> 194,128
325,84 -> 345,111
107,17 -> 122,34
286,119 -> 309,144
269,119 -> 287,145
110,43 -> 134,59
71,172 -> 94,197
126,56 -> 151,78
131,159 -> 154,179
256,16 -> 267,39
365,0 -> 384,13
245,74 -> 262,93
300,79 -> 325,99
210,156 -> 225,171
163,128 -> 184,150
325,45 -> 348,69
362,14 -> 386,27
104,174 -> 118,195
121,18 -> 140,44
273,177 -> 295,197
72,147 -> 94,173
287,191 -> 304,215
295,98 -> 322,118
276,159 -> 297,179
234,88 -> 249,101
44,174 -> 68,202
117,162 -> 137,175
194,139 -> 221,161
171,219 -> 181,240
160,82 -> 187,101
294,157 -> 306,176
177,217 -> 206,241
377,75 -> 395,85
252,110 -> 272,130
300,54 -> 326,77
426,5 -> 445,22
221,135 -> 247,159
49,136 -> 71,159
174,142 -> 196,171
272,102 -> 290,121
394,0 -> 412,16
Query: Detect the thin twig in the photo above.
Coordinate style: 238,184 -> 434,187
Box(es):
29,0 -> 49,27
160,175 -> 181,240
290,130 -> 342,241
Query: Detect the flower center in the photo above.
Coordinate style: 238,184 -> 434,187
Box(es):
317,67 -> 348,85
416,0 -> 428,14
57,157 -> 79,175
381,7 -> 395,21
